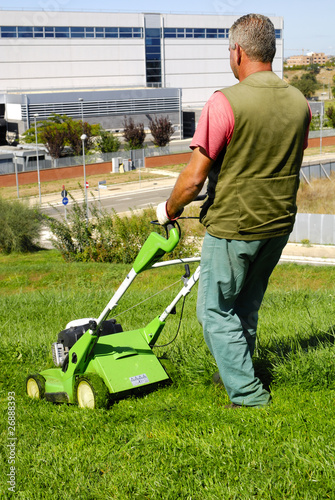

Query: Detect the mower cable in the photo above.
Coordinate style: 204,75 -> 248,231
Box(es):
154,295 -> 186,348
112,279 -> 182,319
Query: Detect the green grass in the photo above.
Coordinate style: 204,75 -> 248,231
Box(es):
1,250 -> 335,499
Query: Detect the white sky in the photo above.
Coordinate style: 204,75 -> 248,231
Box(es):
0,0 -> 333,57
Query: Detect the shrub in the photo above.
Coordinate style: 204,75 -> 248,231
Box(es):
46,188 -> 198,263
0,197 -> 42,253
123,117 -> 146,150
325,105 -> 335,128
149,116 -> 174,147
97,130 -> 121,153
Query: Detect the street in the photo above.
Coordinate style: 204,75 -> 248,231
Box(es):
42,184 -> 175,219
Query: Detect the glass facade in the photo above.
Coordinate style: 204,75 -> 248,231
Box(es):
164,27 -> 229,39
0,26 -> 143,38
0,25 -> 282,40
145,27 -> 162,88
164,28 -> 282,39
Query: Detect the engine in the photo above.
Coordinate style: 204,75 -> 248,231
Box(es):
51,318 -> 123,367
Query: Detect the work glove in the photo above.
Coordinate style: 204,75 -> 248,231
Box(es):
156,201 -> 183,225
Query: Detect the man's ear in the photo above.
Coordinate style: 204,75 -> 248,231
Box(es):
235,43 -> 243,65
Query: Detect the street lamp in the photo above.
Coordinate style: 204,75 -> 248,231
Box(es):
78,97 -> 84,124
81,133 -> 89,223
13,153 -> 19,199
33,113 -> 41,203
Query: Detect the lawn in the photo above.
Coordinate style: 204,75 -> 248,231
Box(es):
1,248 -> 335,499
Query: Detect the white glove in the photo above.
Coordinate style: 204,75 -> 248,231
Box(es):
156,201 -> 184,225
156,201 -> 170,225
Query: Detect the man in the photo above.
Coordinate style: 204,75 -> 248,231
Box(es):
156,14 -> 311,408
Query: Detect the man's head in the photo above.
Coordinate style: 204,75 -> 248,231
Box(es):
229,14 -> 276,64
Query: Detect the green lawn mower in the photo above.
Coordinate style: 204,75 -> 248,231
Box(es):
26,222 -> 201,409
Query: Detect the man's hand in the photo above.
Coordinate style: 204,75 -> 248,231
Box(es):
156,201 -> 184,225
156,202 -> 170,225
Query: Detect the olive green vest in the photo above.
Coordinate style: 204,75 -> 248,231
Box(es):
200,71 -> 310,240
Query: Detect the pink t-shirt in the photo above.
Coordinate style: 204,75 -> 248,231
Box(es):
190,91 -> 234,160
190,90 -> 311,159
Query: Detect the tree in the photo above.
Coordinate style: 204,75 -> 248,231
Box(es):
290,73 -> 320,98
149,116 -> 174,147
97,130 -> 120,153
123,117 -> 146,149
65,118 -> 93,156
307,63 -> 320,75
325,105 -> 335,128
22,114 -> 97,159
39,122 -> 67,159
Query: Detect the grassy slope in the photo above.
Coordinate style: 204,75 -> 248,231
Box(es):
1,251 -> 335,499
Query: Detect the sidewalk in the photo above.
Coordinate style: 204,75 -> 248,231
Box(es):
280,243 -> 335,266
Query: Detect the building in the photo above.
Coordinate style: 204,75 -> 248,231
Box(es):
0,10 -> 284,141
286,52 -> 328,67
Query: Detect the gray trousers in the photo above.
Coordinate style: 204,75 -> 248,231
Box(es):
197,231 -> 289,407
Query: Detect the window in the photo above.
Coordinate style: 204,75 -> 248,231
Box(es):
218,29 -> 229,38
45,27 -> 55,38
70,27 -> 85,38
119,27 -> 132,38
105,27 -> 118,38
95,27 -> 104,38
85,27 -> 94,38
55,27 -> 70,38
18,27 -> 33,38
194,29 -> 205,38
275,29 -> 282,39
206,28 -> 217,38
33,27 -> 44,38
1,26 -> 17,37
145,27 -> 161,87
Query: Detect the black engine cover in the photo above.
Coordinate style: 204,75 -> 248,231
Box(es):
57,319 -> 123,350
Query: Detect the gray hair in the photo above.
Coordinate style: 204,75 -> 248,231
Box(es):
229,14 -> 276,63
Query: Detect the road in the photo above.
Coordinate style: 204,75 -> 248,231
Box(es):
43,184 -> 174,219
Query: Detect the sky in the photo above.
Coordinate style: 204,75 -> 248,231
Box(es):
0,0 -> 334,57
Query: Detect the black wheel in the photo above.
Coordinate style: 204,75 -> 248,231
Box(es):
74,373 -> 109,409
26,374 -> 45,400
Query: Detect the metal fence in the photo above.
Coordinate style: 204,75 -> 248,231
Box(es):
290,214 -> 335,245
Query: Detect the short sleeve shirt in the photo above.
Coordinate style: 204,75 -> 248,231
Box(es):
190,91 -> 235,160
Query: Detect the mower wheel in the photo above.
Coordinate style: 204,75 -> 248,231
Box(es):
74,374 -> 109,409
26,374 -> 46,400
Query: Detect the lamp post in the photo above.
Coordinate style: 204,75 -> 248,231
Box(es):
320,101 -> 324,155
78,97 -> 84,125
81,133 -> 89,223
13,153 -> 19,199
33,113 -> 41,203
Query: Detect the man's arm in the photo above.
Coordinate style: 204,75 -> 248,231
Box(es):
165,146 -> 214,219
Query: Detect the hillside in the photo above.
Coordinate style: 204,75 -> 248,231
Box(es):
283,66 -> 335,99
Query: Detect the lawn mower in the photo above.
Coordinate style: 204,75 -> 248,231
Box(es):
26,222 -> 201,409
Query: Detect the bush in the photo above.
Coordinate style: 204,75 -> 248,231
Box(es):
97,130 -> 121,153
325,105 -> 335,128
46,188 -> 198,263
123,117 -> 146,150
0,197 -> 42,253
149,116 -> 174,147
